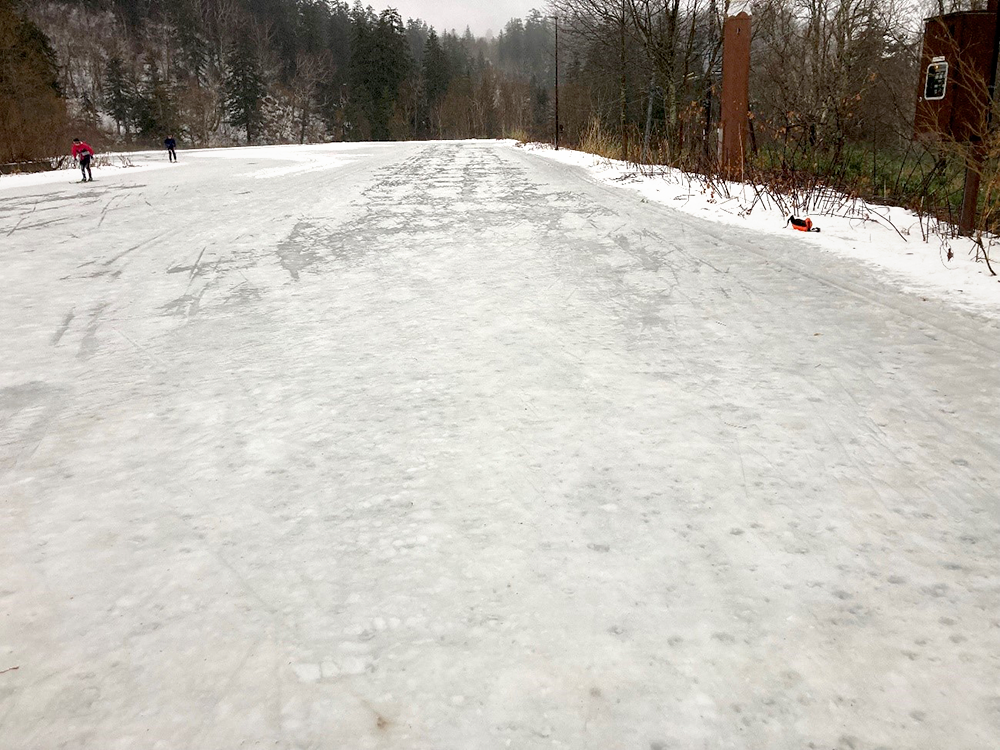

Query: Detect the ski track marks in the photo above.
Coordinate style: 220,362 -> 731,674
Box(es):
0,142 -> 998,750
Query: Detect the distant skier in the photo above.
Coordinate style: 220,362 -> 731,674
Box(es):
71,138 -> 94,182
164,135 -> 177,162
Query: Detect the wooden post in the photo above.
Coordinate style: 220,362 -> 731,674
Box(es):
721,13 -> 751,178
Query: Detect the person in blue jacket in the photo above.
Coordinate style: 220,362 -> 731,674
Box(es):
164,136 -> 177,162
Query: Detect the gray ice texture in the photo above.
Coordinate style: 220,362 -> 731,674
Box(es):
1,141 -> 999,749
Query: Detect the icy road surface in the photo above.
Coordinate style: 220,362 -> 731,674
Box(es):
1,141 -> 999,749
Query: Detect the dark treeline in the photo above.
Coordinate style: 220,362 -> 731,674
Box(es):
4,0 -> 999,231
2,0 -> 558,161
549,0 -> 932,171
0,0 -> 963,166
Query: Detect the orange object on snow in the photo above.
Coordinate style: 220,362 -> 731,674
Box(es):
787,215 -> 820,233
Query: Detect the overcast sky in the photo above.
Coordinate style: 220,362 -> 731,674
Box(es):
373,1 -> 544,37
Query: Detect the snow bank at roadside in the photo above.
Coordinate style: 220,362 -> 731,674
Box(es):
518,142 -> 1000,317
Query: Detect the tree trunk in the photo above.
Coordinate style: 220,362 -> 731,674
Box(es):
299,101 -> 309,144
642,75 -> 655,163
620,0 -> 628,161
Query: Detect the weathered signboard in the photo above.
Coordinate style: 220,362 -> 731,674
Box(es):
924,58 -> 949,101
914,11 -> 996,142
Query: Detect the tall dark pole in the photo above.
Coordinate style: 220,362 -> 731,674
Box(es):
554,15 -> 560,150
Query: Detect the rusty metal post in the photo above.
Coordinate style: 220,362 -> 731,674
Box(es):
721,12 -> 751,178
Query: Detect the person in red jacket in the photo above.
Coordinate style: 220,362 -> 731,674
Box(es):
71,138 -> 95,182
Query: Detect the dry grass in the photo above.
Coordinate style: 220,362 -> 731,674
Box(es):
579,118 -> 623,161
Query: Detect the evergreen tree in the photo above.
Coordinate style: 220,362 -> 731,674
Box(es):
315,0 -> 351,138
348,6 -> 409,141
0,0 -> 67,162
497,19 -> 525,74
369,10 -> 410,140
422,30 -> 448,109
167,0 -> 208,82
441,32 -> 469,80
102,55 -> 132,136
133,55 -> 177,140
530,75 -> 549,135
224,33 -> 267,144
346,2 -> 376,139
406,18 -> 428,66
